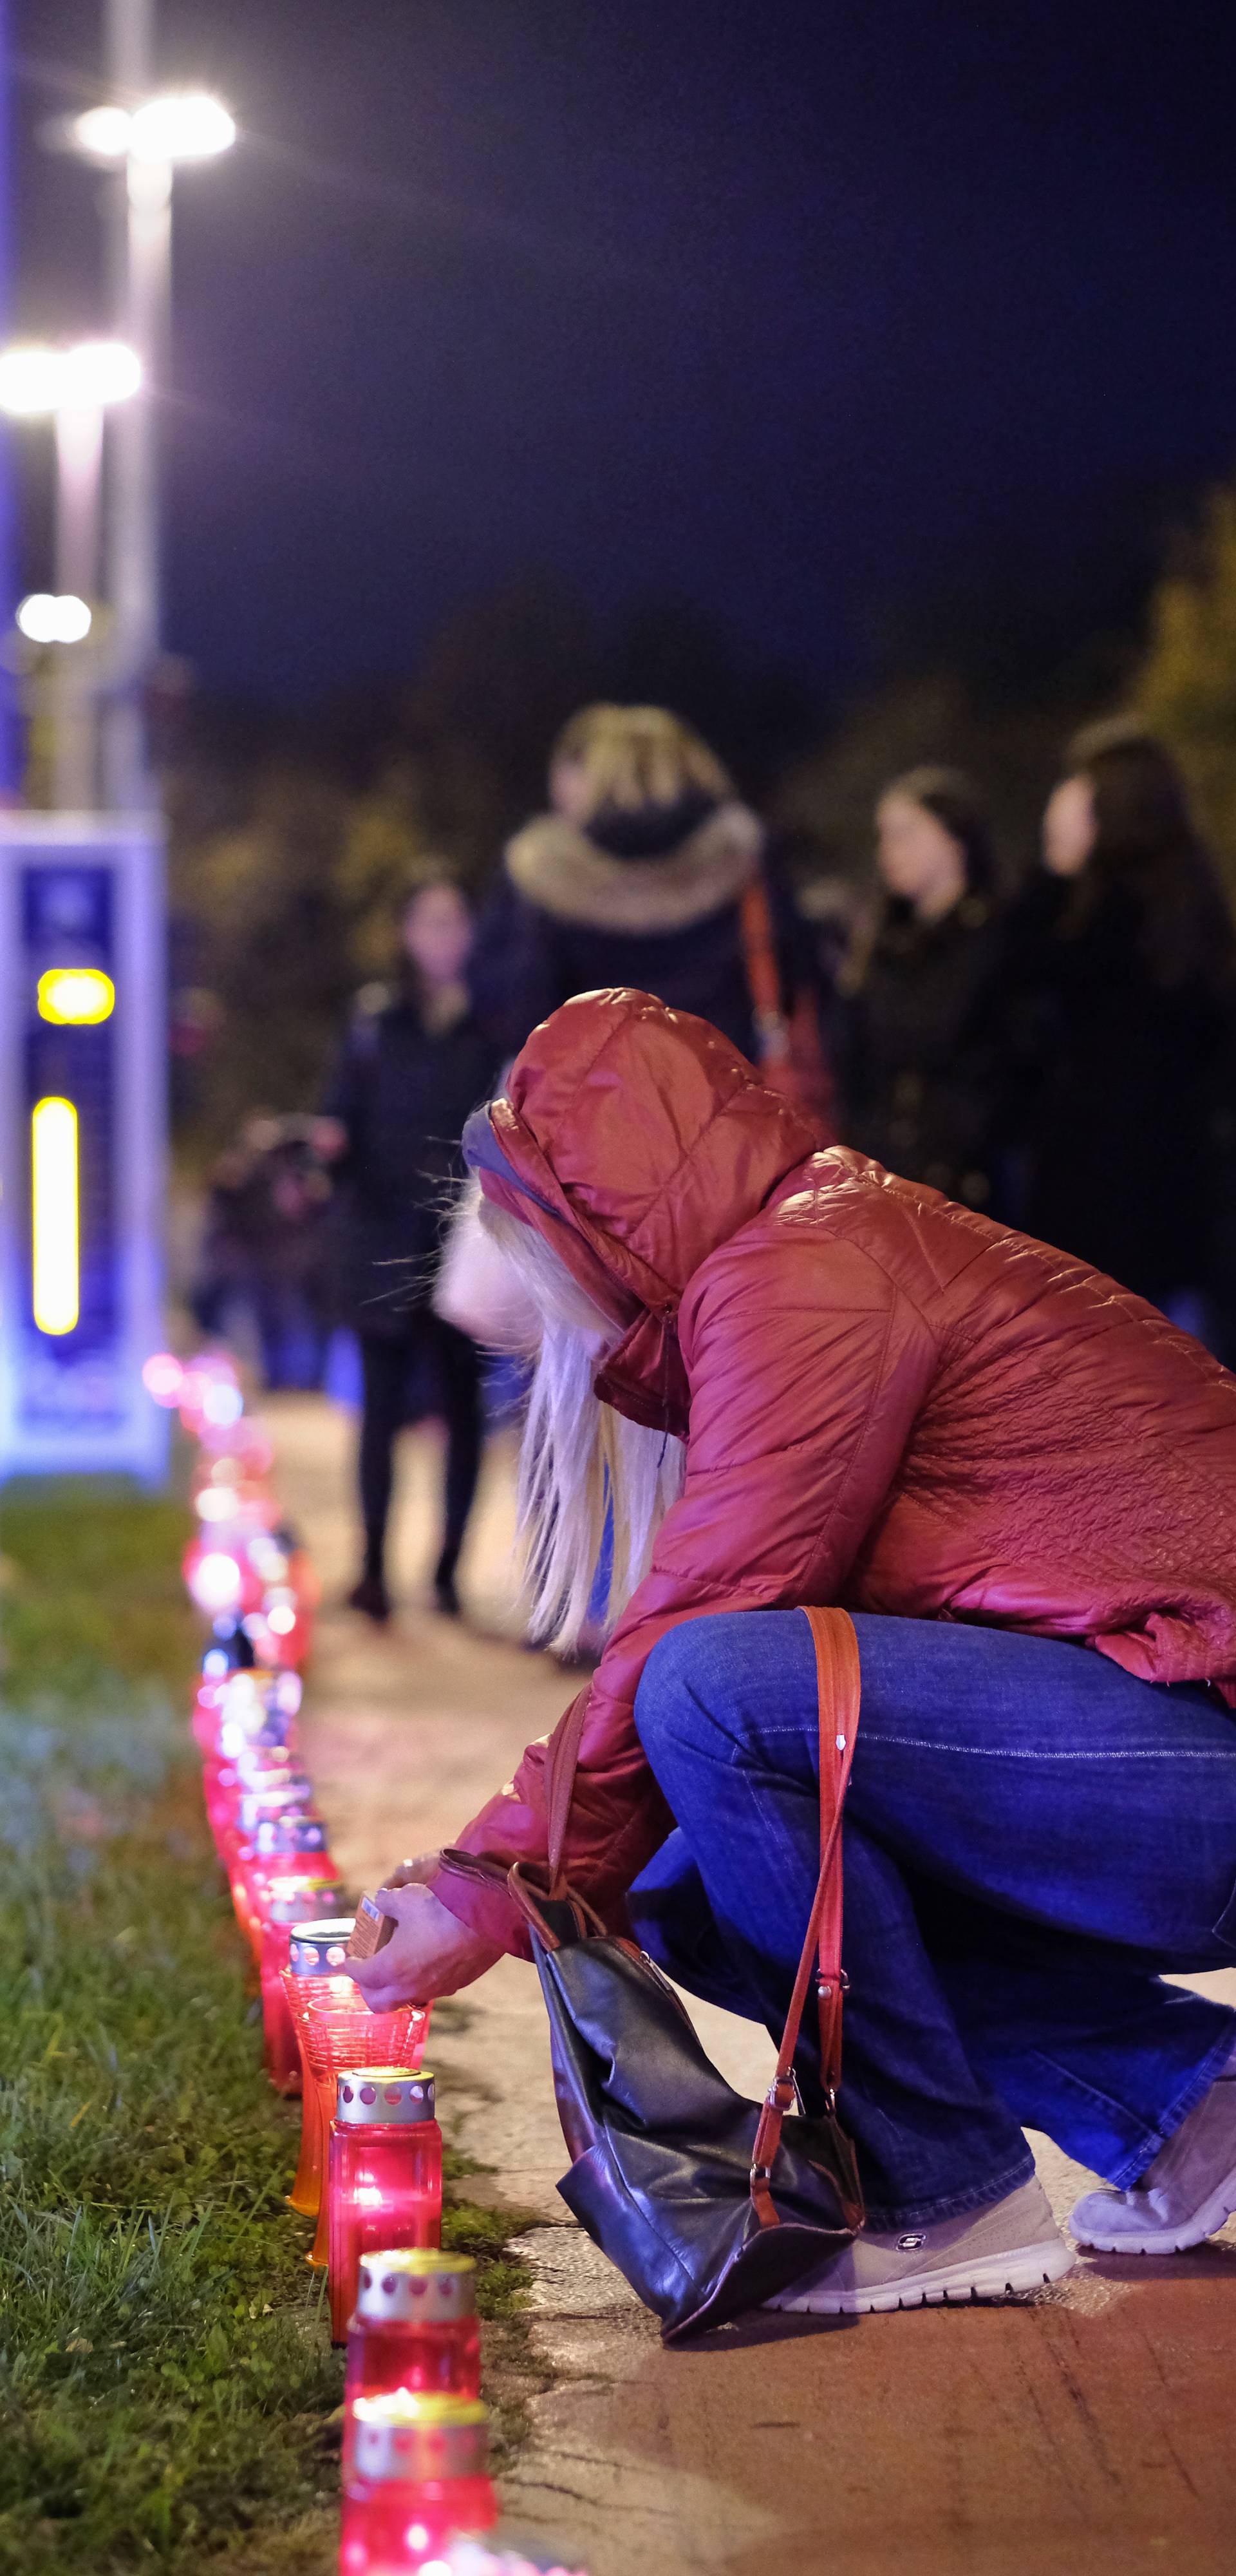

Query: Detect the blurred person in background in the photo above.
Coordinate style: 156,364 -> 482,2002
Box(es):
839,768 -> 1010,1211
192,1113 -> 332,1388
1007,721 -> 1236,1330
471,702 -> 827,1110
318,877 -> 497,1622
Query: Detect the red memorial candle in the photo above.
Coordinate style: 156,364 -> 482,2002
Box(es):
328,2070 -> 442,2342
341,2395 -> 496,2575
215,1783 -> 316,1926
234,1805 -> 333,1941
344,2252 -> 480,2455
200,1672 -> 301,1776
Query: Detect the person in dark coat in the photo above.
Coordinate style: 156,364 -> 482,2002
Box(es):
470,702 -> 803,1070
319,878 -> 497,1622
839,767 -> 1009,1211
1007,719 -> 1236,1322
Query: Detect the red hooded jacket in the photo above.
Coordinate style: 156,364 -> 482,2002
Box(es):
438,989 -> 1236,1956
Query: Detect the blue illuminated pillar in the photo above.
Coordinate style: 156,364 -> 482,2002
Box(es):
0,0 -> 19,795
0,818 -> 169,1481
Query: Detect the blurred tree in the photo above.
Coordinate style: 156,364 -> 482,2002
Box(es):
337,757 -> 438,977
402,578 -> 603,876
1136,487 -> 1236,889
608,598 -> 818,795
171,762 -> 353,1147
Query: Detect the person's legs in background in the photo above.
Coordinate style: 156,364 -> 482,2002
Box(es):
429,1314 -> 483,1615
349,1333 -> 409,1622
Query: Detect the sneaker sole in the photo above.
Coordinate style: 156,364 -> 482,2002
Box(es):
1071,2166 -> 1236,2257
769,2236 -> 1076,2315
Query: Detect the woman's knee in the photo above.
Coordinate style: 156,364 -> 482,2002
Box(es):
635,1615 -> 744,1760
634,1608 -> 812,1765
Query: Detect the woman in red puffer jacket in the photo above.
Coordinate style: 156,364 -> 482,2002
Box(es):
351,990 -> 1236,2314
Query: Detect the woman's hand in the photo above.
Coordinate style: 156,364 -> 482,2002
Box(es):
346,1877 -> 503,2011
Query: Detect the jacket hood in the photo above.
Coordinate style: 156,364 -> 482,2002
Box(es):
503,801 -> 763,936
470,989 -> 820,1430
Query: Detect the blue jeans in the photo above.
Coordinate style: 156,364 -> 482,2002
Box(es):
630,1611 -> 1236,2230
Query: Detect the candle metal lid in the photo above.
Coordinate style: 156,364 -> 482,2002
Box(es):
254,1814 -> 329,1858
355,2246 -> 476,2324
236,1782 -> 313,1832
264,1879 -> 347,1926
288,1917 -> 356,1974
230,1742 -> 303,1788
219,1708 -> 297,1756
335,2068 -> 436,2128
351,2393 -> 488,2484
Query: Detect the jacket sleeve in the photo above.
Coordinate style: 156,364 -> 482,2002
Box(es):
319,1028 -> 370,1154
436,1229 -> 937,1953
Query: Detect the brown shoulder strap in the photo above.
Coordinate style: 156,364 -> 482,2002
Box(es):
804,1604 -> 859,2092
546,1687 -> 591,1897
749,1606 -> 859,2221
543,1607 -> 860,2225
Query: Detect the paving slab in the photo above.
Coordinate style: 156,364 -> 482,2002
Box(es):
268,1393 -> 1236,2576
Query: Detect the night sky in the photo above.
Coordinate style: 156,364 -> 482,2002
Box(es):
12,1 -> 1236,705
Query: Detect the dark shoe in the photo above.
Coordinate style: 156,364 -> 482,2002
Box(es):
348,1572 -> 391,1624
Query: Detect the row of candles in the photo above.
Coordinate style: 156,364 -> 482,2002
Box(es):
144,1350 -> 583,2576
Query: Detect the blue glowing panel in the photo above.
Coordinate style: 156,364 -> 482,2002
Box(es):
0,820 -> 167,1480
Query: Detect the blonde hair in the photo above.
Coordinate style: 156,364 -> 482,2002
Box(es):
549,703 -> 732,824
435,1180 -> 685,1650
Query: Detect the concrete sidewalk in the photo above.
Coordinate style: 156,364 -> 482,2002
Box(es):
272,1393 -> 1236,2576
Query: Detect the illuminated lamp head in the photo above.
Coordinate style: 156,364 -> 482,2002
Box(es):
37,967 -> 115,1025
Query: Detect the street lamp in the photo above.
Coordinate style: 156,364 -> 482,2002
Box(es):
62,91 -> 237,169
0,339 -> 142,806
17,596 -> 93,645
41,55 -> 237,810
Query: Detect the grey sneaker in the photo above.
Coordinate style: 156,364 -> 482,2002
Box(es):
1070,2037 -> 1236,2255
767,2176 -> 1073,2315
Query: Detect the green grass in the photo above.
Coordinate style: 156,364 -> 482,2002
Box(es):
0,1484 -> 530,2573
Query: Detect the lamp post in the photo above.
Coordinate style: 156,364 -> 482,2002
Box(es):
0,339 -> 142,807
43,3 -> 236,811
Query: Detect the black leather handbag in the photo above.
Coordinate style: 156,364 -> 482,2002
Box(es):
508,1605 -> 865,2342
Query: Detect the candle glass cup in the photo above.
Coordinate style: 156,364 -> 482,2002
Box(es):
281,1922 -> 429,2237
344,2252 -> 480,2462
304,2008 -> 430,2266
328,2072 -> 442,2342
341,2396 -> 495,2575
259,1879 -> 346,2090
234,1811 -> 331,1942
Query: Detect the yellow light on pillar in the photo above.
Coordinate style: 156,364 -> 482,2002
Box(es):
32,1097 -> 80,1334
37,967 -> 115,1025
